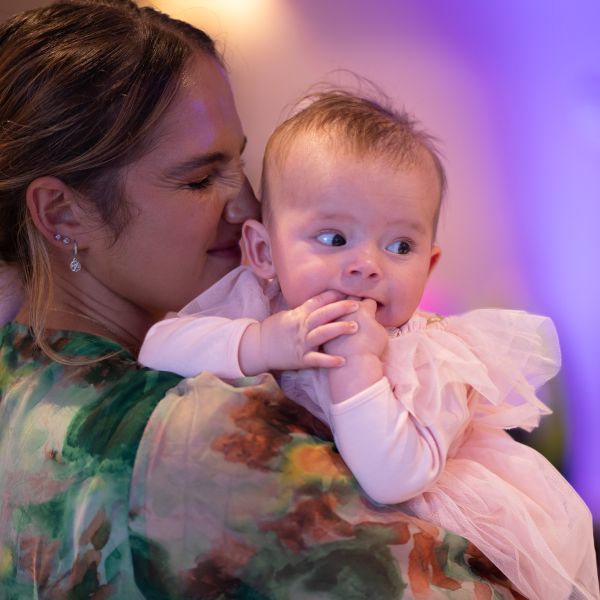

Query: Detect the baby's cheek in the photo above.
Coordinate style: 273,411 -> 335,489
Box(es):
286,280 -> 329,308
278,278 -> 317,310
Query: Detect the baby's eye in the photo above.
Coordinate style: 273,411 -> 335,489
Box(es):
317,231 -> 346,246
387,240 -> 412,255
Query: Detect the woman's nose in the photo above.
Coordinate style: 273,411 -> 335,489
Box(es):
223,177 -> 260,224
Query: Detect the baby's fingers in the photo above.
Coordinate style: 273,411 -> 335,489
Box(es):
306,299 -> 359,330
302,350 -> 345,369
301,290 -> 345,313
359,298 -> 378,316
306,320 -> 358,348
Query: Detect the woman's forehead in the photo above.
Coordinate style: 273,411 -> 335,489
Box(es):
135,56 -> 244,170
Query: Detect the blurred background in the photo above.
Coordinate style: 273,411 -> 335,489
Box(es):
2,0 -> 599,528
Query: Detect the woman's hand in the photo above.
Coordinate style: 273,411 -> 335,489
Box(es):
238,291 -> 359,376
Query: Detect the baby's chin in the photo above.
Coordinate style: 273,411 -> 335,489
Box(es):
374,305 -> 410,329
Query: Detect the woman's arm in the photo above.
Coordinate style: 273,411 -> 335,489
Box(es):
128,372 -> 523,599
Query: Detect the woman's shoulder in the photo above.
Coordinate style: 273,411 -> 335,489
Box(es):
0,323 -> 187,598
0,321 -> 183,458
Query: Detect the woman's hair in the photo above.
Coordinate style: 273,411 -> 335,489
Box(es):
262,89 -> 446,234
0,0 -> 221,353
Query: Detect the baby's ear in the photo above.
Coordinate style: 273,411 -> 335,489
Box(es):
428,245 -> 442,276
242,219 -> 276,279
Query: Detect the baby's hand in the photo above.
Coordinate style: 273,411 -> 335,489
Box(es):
324,298 -> 388,404
239,291 -> 359,375
324,298 -> 387,361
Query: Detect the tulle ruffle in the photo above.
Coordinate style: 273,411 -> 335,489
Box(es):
384,309 -> 560,432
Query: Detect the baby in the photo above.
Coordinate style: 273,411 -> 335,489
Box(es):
139,91 -> 599,600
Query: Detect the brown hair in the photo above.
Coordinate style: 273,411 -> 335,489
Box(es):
262,90 -> 446,233
0,0 -> 221,356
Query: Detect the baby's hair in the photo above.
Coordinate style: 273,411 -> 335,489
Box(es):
261,89 -> 446,236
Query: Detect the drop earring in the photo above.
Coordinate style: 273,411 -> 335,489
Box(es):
54,233 -> 81,272
69,241 -> 81,273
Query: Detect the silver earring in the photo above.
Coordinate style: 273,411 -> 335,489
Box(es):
69,241 -> 81,273
54,233 -> 81,272
53,232 -> 71,245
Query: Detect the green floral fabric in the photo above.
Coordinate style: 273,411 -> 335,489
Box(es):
0,323 -> 524,599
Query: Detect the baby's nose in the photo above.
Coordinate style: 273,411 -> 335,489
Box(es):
345,255 -> 382,280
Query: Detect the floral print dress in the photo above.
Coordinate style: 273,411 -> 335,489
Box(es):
0,323 -> 525,599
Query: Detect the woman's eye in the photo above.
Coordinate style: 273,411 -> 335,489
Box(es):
187,176 -> 213,191
387,240 -> 412,254
317,232 -> 346,246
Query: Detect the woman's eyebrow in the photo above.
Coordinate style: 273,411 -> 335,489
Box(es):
166,152 -> 228,179
166,137 -> 247,179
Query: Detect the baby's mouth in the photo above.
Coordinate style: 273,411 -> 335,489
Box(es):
349,295 -> 384,309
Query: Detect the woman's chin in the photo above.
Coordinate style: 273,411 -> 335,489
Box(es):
207,245 -> 242,261
203,250 -> 241,284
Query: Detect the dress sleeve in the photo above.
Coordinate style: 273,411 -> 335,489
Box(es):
138,266 -> 272,379
127,372 -> 530,599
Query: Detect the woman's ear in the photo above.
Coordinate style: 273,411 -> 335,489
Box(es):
242,219 -> 276,279
26,176 -> 87,246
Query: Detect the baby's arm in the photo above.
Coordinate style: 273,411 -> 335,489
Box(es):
322,304 -> 470,504
329,378 -> 469,504
323,298 -> 388,403
139,291 -> 358,378
139,314 -> 256,378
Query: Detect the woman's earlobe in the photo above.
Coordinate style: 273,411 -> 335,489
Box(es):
242,219 -> 276,279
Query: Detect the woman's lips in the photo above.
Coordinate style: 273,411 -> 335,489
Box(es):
207,240 -> 241,259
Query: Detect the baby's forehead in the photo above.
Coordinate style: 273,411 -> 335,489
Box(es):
267,131 -> 437,194
268,144 -> 433,206
261,131 -> 441,234
269,127 -> 434,175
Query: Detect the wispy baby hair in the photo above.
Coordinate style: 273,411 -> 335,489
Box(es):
262,88 -> 447,232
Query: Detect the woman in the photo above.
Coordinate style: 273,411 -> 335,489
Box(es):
0,1 -> 528,598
